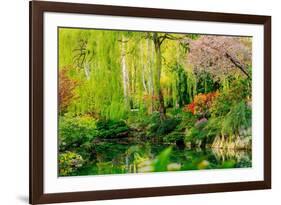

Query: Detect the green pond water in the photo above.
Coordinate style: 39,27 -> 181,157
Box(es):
75,140 -> 252,176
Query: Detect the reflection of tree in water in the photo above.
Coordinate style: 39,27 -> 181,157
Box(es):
74,141 -> 252,176
211,147 -> 251,166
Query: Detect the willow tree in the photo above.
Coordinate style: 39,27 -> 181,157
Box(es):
147,32 -> 196,120
144,37 -> 155,113
59,29 -> 128,120
151,33 -> 166,120
59,28 -> 199,120
120,34 -> 130,104
89,30 -> 126,120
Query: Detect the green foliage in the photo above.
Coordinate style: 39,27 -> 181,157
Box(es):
59,151 -> 84,176
185,119 -> 209,143
163,132 -> 185,144
181,150 -> 210,170
186,69 -> 197,103
175,109 -> 197,128
148,116 -> 180,137
172,64 -> 189,106
158,118 -> 181,135
220,160 -> 236,169
162,110 -> 196,144
94,120 -> 129,139
182,77 -> 252,145
196,71 -> 219,94
221,101 -> 251,136
59,115 -> 130,152
61,29 -> 128,120
211,77 -> 251,117
153,147 -> 172,172
59,115 -> 97,150
206,77 -> 252,137
203,117 -> 223,138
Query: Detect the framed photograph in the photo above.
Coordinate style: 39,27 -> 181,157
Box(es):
30,1 -> 271,204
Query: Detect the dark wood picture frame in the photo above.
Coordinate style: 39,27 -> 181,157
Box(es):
30,1 -> 271,204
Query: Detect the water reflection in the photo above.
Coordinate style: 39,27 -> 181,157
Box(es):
77,142 -> 252,176
211,147 -> 251,164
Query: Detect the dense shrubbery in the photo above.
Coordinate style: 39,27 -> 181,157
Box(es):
59,115 -> 129,152
183,77 -> 252,147
59,151 -> 84,176
163,132 -> 185,144
185,119 -> 209,144
57,77 -> 252,175
95,120 -> 129,138
59,76 -> 252,156
195,71 -> 219,94
154,118 -> 180,135
211,77 -> 251,117
59,114 -> 98,150
221,101 -> 251,136
209,78 -> 251,137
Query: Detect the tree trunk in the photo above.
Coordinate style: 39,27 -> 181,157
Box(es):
84,62 -> 90,80
141,41 -> 148,93
121,35 -> 129,104
147,38 -> 154,113
153,33 -> 166,120
225,52 -> 250,78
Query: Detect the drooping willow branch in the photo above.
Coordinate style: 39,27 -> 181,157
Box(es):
72,39 -> 93,79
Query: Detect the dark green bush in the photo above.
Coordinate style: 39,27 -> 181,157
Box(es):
147,116 -> 181,138
163,132 -> 185,144
157,118 -> 180,135
95,119 -> 129,139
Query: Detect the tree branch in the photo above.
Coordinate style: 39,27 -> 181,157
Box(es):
159,34 -> 167,45
225,52 -> 250,78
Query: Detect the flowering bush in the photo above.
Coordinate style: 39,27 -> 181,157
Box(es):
59,151 -> 84,176
186,102 -> 195,114
184,92 -> 218,117
59,68 -> 78,113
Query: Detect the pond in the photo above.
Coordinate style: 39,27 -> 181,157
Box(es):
75,139 -> 252,176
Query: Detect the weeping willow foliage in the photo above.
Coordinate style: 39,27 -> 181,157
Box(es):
60,29 -> 126,119
160,40 -> 198,107
59,28 -> 161,120
59,28 -> 203,120
186,69 -> 197,102
59,28 -> 250,124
